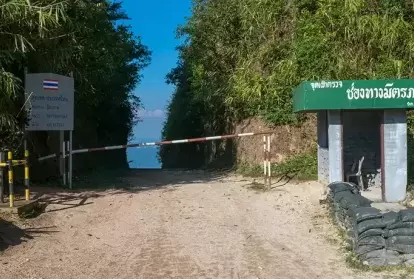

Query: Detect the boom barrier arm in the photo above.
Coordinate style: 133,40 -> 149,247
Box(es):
34,131 -> 275,190
71,131 -> 274,155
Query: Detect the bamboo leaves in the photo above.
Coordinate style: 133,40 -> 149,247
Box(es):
163,0 -> 414,149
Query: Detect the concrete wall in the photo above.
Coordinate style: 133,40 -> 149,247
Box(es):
317,111 -> 329,183
328,111 -> 343,182
342,111 -> 382,188
383,110 -> 407,202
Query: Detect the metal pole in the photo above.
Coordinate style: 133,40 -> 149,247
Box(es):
8,151 -> 14,207
69,130 -> 73,189
62,140 -> 66,185
24,142 -> 30,201
60,130 -> 65,183
24,67 -> 29,199
69,71 -> 73,190
66,141 -> 69,187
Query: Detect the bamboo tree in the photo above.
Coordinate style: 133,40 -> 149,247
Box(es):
160,0 -> 414,168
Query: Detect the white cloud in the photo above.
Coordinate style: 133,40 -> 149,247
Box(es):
137,109 -> 165,118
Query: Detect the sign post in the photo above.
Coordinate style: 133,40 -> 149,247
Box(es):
25,73 -> 75,188
69,130 -> 73,189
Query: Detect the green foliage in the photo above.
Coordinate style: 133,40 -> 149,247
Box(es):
0,1 -> 151,175
274,151 -> 318,181
407,113 -> 414,190
161,0 -> 414,169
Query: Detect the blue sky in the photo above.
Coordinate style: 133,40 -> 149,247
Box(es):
121,0 -> 191,140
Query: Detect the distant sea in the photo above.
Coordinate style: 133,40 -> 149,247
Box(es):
127,116 -> 165,169
127,137 -> 161,169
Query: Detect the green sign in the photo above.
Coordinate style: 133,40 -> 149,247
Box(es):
293,79 -> 414,112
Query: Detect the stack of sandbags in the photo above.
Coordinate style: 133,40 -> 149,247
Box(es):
351,209 -> 401,266
327,182 -> 402,266
384,208 -> 414,266
328,182 -> 370,231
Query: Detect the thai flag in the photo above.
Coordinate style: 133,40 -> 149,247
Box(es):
43,79 -> 59,90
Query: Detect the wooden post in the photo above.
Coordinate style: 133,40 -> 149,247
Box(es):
267,135 -> 271,187
263,136 -> 267,185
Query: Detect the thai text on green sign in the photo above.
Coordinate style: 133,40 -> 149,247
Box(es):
293,79 -> 414,112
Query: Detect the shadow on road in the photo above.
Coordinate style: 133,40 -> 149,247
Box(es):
0,218 -> 60,252
27,169 -> 248,213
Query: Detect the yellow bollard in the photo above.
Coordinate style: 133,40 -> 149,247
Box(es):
24,149 -> 30,201
8,151 -> 14,207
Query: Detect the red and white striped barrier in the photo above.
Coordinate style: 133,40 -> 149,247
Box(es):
72,131 -> 273,154
36,131 -> 273,160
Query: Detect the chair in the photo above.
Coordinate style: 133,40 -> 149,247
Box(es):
346,156 -> 365,190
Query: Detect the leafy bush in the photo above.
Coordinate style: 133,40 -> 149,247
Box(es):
0,1 -> 151,176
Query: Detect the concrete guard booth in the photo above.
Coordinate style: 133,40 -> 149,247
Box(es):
292,79 -> 414,203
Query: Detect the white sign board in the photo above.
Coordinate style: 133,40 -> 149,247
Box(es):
25,73 -> 74,131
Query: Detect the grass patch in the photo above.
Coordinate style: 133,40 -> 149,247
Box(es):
18,203 -> 47,219
237,150 -> 317,181
242,180 -> 270,192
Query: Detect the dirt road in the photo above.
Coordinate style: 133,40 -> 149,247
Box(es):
0,171 -> 404,279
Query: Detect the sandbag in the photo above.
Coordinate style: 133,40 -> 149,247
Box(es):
358,247 -> 403,266
349,207 -> 382,223
336,192 -> 371,210
356,244 -> 385,256
358,236 -> 386,246
328,182 -> 360,195
383,211 -> 400,224
387,236 -> 414,246
405,259 -> 414,266
387,244 -> 414,254
385,256 -> 403,266
400,209 -> 414,222
400,254 -> 414,261
333,191 -> 352,203
359,249 -> 400,261
386,228 -> 414,237
362,257 -> 387,266
357,220 -> 386,234
388,222 -> 414,230
356,212 -> 399,235
358,229 -> 384,240
332,189 -> 356,200
363,256 -> 404,266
